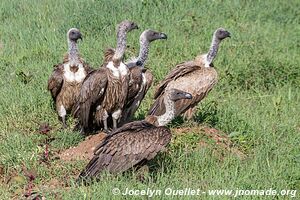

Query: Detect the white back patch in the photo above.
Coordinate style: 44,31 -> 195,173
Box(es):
106,61 -> 129,78
142,73 -> 147,86
203,54 -> 210,68
119,62 -> 129,76
64,63 -> 86,82
106,62 -> 120,78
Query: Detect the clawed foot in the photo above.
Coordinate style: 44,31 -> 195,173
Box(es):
103,128 -> 112,134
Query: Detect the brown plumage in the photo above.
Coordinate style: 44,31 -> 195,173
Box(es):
119,30 -> 167,126
48,28 -> 92,128
76,20 -> 138,134
77,89 -> 192,182
148,28 -> 231,119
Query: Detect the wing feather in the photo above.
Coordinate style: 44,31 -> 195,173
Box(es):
78,68 -> 108,129
78,121 -> 171,180
47,64 -> 64,101
153,61 -> 199,99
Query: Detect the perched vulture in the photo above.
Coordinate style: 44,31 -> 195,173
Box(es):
77,88 -> 192,182
47,28 -> 92,128
118,29 -> 168,126
148,28 -> 231,119
77,20 -> 138,134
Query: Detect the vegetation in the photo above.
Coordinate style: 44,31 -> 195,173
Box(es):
0,0 -> 299,199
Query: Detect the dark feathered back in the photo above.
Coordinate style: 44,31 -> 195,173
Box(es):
77,120 -> 171,181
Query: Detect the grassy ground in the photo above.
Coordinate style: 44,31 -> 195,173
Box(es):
0,0 -> 299,199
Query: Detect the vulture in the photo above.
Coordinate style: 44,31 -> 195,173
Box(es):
77,88 -> 192,182
148,28 -> 231,119
77,20 -> 138,134
118,29 -> 168,126
47,28 -> 92,128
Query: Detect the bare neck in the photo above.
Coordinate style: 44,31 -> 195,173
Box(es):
126,35 -> 150,68
113,28 -> 127,63
157,94 -> 175,126
205,35 -> 220,66
68,40 -> 80,65
136,36 -> 150,67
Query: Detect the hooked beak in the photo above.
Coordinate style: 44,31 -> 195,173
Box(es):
185,93 -> 192,99
227,31 -> 231,38
160,33 -> 168,39
77,32 -> 83,41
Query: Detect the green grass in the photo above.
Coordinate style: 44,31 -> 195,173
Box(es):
0,0 -> 299,199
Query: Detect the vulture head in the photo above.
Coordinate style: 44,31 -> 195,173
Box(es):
168,89 -> 192,101
118,20 -> 139,33
215,28 -> 231,40
67,28 -> 82,42
142,30 -> 168,42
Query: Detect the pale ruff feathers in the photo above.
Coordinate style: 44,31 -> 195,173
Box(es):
63,63 -> 86,82
106,61 -> 129,78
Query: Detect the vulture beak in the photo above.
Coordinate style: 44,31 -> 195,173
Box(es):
185,93 -> 192,99
160,33 -> 168,40
134,24 -> 139,30
227,31 -> 231,38
78,33 -> 83,41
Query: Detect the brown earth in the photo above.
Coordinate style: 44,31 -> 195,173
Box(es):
58,125 -> 245,162
59,132 -> 107,161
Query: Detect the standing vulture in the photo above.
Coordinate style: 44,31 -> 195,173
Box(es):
118,29 -> 168,126
148,28 -> 231,119
77,20 -> 138,134
47,28 -> 92,128
77,88 -> 192,182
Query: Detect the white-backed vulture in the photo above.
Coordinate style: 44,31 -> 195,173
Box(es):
47,28 -> 92,128
148,28 -> 231,119
77,20 -> 138,134
77,88 -> 192,182
118,30 -> 168,126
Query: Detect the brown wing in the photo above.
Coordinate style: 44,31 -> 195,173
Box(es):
78,68 -> 108,129
120,68 -> 153,125
127,66 -> 143,100
143,69 -> 154,98
149,68 -> 217,117
148,61 -> 199,115
47,64 -> 64,101
153,61 -> 199,99
173,72 -> 217,117
83,61 -> 94,74
77,120 -> 171,180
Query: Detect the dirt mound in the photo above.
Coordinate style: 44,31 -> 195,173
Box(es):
59,132 -> 107,161
172,125 -> 246,160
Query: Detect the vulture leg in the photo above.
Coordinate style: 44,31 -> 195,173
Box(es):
113,118 -> 118,130
61,116 -> 67,129
102,110 -> 109,132
112,109 -> 122,129
103,119 -> 108,131
58,105 -> 67,128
